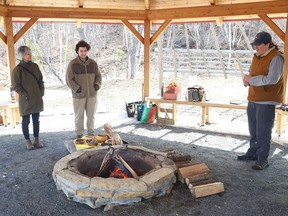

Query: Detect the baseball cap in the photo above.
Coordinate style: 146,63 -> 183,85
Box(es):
250,31 -> 272,46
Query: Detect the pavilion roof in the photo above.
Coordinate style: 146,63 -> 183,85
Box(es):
0,0 -> 288,24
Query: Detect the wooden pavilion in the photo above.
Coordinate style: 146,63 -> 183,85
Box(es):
0,0 -> 288,97
1,0 -> 288,130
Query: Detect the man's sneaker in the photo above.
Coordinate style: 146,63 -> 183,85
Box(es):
237,154 -> 257,161
252,160 -> 269,170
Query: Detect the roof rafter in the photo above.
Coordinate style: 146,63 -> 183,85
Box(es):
208,0 -> 216,5
144,0 -> 150,10
78,0 -> 84,8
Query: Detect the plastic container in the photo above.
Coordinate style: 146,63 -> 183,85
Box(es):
163,86 -> 181,100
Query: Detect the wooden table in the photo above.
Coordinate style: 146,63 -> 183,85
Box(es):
0,102 -> 20,127
146,97 -> 287,136
146,97 -> 247,125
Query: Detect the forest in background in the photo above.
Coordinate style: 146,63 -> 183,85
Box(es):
0,19 -> 286,87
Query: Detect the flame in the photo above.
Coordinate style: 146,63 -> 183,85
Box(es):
110,166 -> 129,178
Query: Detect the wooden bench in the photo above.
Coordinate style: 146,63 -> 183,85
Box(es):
146,97 -> 287,136
0,102 -> 20,127
275,109 -> 288,137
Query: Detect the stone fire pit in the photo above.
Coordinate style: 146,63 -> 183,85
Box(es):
52,145 -> 177,211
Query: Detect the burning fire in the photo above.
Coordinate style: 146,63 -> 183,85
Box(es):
109,166 -> 129,178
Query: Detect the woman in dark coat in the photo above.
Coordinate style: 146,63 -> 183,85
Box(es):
12,46 -> 45,150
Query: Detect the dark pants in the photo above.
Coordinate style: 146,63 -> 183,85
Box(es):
246,102 -> 275,161
22,113 -> 40,140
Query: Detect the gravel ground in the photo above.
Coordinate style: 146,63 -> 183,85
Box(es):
0,110 -> 287,216
0,74 -> 288,216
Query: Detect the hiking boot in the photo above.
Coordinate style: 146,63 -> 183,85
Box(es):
76,134 -> 83,139
237,154 -> 257,161
33,137 -> 43,148
26,139 -> 34,150
252,160 -> 269,170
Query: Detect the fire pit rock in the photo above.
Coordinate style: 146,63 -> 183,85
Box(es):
52,145 -> 177,211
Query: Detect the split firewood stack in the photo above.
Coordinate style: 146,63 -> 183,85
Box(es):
162,149 -> 225,198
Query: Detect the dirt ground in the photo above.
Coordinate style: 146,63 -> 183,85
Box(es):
0,74 -> 288,216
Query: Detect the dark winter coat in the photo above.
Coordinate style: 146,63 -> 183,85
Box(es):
11,61 -> 45,116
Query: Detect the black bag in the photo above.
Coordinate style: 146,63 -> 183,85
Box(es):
125,101 -> 143,118
187,85 -> 206,102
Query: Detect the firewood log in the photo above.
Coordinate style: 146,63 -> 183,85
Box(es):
175,162 -> 198,168
189,182 -> 225,198
178,163 -> 209,183
190,179 -> 215,186
116,154 -> 139,180
168,154 -> 192,162
185,172 -> 212,185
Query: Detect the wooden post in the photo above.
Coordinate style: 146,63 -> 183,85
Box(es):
282,14 -> 288,104
158,34 -> 163,96
143,19 -> 150,98
4,17 -> 16,84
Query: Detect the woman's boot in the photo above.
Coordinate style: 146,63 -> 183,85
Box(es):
33,137 -> 43,148
26,139 -> 34,150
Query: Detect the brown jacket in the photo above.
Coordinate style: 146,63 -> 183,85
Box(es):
66,57 -> 102,99
11,61 -> 45,116
248,48 -> 283,103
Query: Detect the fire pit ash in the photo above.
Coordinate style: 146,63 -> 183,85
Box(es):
52,145 -> 177,210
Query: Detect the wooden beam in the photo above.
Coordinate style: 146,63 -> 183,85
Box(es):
148,0 -> 288,20
282,14 -> 288,103
121,20 -> 144,44
4,17 -> 16,84
7,6 -> 147,20
144,0 -> 150,10
14,18 -> 38,43
258,14 -> 285,42
150,19 -> 172,45
0,5 -> 8,16
143,19 -> 150,98
0,31 -> 7,44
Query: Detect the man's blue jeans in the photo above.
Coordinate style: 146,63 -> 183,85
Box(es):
22,113 -> 40,140
246,102 -> 275,161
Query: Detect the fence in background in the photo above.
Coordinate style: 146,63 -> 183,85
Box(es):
161,48 -> 253,77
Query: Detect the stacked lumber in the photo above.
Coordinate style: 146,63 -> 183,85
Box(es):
162,149 -> 225,198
